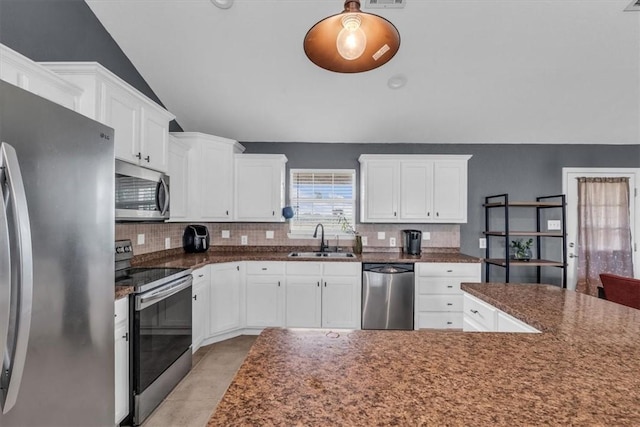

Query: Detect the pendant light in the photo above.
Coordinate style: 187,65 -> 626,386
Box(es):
303,0 -> 401,73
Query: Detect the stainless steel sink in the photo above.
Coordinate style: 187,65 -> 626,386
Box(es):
288,251 -> 355,258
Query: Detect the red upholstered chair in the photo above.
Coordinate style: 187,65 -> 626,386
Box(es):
599,273 -> 640,310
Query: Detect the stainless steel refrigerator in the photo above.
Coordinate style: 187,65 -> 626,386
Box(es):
0,80 -> 115,426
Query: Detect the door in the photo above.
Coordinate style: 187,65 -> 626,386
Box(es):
210,263 -> 242,333
245,276 -> 284,327
201,143 -> 234,220
362,160 -> 398,221
322,276 -> 360,328
563,168 -> 639,291
140,106 -> 169,172
104,83 -> 140,164
285,276 -> 321,328
400,161 -> 432,220
432,160 -> 467,222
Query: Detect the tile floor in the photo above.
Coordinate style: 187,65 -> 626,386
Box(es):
142,335 -> 257,427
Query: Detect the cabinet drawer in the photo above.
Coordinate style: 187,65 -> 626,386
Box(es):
114,297 -> 128,324
417,312 -> 462,329
286,262 -> 322,276
417,262 -> 480,278
497,311 -> 540,333
322,262 -> 361,277
417,294 -> 463,312
246,262 -> 285,275
417,277 -> 462,295
463,293 -> 496,331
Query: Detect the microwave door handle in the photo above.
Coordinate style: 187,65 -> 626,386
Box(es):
0,143 -> 33,414
160,176 -> 169,216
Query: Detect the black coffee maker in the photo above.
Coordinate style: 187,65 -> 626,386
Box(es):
402,229 -> 422,255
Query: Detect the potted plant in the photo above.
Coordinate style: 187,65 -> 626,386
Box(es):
510,238 -> 533,261
337,214 -> 362,254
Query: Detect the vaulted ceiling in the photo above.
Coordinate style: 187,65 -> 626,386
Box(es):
87,0 -> 639,144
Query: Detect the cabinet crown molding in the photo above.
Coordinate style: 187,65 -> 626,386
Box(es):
170,131 -> 245,153
40,61 -> 175,121
359,154 -> 472,162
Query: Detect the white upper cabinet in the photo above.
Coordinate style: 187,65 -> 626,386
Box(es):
234,154 -> 287,222
0,44 -> 83,111
359,154 -> 471,223
40,62 -> 175,172
169,132 -> 245,222
168,135 -> 190,220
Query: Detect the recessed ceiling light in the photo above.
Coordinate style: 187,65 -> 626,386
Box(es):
387,74 -> 407,89
211,0 -> 233,9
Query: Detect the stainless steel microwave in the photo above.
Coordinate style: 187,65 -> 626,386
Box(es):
115,160 -> 170,221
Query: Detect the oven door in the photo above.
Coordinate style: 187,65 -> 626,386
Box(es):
133,275 -> 192,394
115,160 -> 170,221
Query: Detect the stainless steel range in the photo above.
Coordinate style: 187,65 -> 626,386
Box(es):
115,240 -> 193,426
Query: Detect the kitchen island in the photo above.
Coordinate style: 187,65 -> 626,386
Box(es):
208,283 -> 640,426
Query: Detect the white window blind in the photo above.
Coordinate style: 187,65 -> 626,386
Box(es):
289,169 -> 356,236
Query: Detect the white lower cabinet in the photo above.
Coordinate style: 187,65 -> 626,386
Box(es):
285,262 -> 361,329
415,263 -> 481,330
192,266 -> 210,353
462,292 -> 540,333
210,262 -> 243,334
114,297 -> 129,424
245,262 -> 285,328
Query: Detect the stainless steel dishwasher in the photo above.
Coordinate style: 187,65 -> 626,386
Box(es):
362,263 -> 414,330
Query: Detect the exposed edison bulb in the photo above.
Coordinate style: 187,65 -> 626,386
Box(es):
336,14 -> 366,60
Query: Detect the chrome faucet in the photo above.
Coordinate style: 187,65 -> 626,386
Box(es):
313,223 -> 328,252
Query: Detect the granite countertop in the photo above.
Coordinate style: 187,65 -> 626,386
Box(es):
208,283 -> 640,426
133,247 -> 480,270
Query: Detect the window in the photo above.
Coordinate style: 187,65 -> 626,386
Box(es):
289,169 -> 356,236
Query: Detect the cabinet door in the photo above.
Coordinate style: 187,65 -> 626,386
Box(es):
168,138 -> 189,220
361,160 -> 398,222
235,157 -> 285,222
192,269 -> 210,352
104,83 -> 140,165
200,143 -> 234,220
322,276 -> 361,329
140,106 -> 169,172
285,276 -> 322,328
114,298 -> 129,424
432,161 -> 467,222
246,276 -> 284,327
400,161 -> 433,221
210,263 -> 242,334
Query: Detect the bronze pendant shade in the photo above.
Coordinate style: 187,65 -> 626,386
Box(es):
303,0 -> 401,73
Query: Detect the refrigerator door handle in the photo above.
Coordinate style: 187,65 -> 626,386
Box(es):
0,150 -> 11,404
0,142 -> 33,414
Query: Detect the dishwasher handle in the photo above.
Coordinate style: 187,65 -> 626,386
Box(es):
366,265 -> 413,274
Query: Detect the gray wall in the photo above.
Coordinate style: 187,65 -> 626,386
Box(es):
0,0 -> 182,131
242,142 -> 640,284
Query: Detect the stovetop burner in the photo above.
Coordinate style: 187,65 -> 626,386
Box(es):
115,240 -> 190,293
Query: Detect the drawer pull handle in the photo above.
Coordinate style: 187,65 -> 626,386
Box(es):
317,282 -> 320,287
446,270 -> 453,273
262,268 -> 267,270
446,321 -> 453,325
198,274 -> 204,278
470,309 -> 479,314
447,285 -> 453,288
446,303 -> 453,306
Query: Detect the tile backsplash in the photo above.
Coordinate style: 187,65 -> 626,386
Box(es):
116,222 -> 460,256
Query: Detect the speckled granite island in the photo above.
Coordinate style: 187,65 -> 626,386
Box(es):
208,283 -> 640,426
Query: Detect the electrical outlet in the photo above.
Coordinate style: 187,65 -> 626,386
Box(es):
548,220 -> 561,230
479,238 -> 487,249
423,232 -> 431,240
241,235 -> 248,245
221,230 -> 230,238
389,237 -> 396,247
137,234 -> 145,245
362,236 -> 368,246
266,230 -> 274,239
165,237 -> 171,249
377,232 -> 386,240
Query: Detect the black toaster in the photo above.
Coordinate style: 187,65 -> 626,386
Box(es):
182,225 -> 210,253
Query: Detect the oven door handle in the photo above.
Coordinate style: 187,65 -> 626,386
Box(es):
136,275 -> 192,311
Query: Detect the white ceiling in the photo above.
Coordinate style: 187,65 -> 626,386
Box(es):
86,0 -> 640,144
